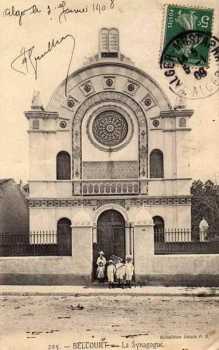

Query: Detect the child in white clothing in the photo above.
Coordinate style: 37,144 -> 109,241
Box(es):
125,256 -> 134,288
107,260 -> 116,288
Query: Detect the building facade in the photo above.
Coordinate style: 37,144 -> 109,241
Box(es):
25,28 -> 193,281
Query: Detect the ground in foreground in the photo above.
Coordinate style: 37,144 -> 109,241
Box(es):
0,294 -> 219,350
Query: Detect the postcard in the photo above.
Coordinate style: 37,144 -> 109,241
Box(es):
0,0 -> 219,349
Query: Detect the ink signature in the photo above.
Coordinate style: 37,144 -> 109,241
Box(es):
10,34 -> 75,96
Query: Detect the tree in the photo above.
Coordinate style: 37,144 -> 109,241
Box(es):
191,180 -> 219,240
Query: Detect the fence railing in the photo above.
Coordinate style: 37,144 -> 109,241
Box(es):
29,231 -> 57,244
154,229 -> 219,255
1,229 -> 219,257
154,229 -> 191,243
0,231 -> 71,256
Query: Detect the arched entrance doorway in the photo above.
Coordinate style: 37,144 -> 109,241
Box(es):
95,209 -> 126,260
57,218 -> 72,255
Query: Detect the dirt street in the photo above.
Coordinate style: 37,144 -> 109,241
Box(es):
0,294 -> 219,350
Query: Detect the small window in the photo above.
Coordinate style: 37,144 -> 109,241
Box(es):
153,216 -> 165,242
32,119 -> 39,129
179,117 -> 186,127
56,151 -> 71,180
57,218 -> 72,256
150,149 -> 164,178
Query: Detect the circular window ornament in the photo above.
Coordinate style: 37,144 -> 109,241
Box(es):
84,83 -> 91,93
67,98 -> 75,108
128,83 -> 135,92
106,78 -> 114,87
87,106 -> 134,152
144,98 -> 152,107
59,120 -> 67,128
152,119 -> 160,128
92,111 -> 128,147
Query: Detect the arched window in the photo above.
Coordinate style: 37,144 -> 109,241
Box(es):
57,218 -> 72,255
153,216 -> 165,242
56,151 -> 71,180
179,117 -> 186,127
150,149 -> 164,178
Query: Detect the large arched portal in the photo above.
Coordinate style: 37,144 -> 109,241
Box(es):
97,209 -> 125,260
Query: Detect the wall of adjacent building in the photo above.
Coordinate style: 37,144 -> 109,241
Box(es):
0,179 -> 29,233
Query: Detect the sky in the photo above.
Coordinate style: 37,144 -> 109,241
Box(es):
0,0 -> 218,183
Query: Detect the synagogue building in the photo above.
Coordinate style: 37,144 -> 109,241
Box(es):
25,28 -> 193,280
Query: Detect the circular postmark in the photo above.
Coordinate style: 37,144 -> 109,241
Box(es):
160,30 -> 219,99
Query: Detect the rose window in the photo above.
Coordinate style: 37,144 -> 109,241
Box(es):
92,111 -> 128,147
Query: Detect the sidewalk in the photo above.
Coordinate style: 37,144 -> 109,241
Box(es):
0,285 -> 219,296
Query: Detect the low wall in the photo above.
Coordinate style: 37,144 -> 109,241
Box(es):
0,256 -> 91,285
135,254 -> 219,286
133,225 -> 219,286
152,254 -> 219,274
0,254 -> 219,286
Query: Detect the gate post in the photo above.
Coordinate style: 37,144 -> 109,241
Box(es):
133,223 -> 154,283
71,223 -> 93,282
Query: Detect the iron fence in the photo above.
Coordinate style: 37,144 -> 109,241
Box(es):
1,228 -> 219,257
0,231 -> 71,256
154,229 -> 219,255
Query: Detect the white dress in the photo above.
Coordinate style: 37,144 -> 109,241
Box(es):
125,262 -> 134,281
97,256 -> 106,266
107,264 -> 116,283
97,265 -> 105,279
116,263 -> 125,280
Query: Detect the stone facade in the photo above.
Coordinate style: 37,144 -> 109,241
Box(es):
25,28 -> 193,280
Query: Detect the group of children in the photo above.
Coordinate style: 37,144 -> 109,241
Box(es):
96,251 -> 134,288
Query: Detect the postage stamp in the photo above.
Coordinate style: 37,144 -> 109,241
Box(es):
160,31 -> 219,99
163,5 -> 214,66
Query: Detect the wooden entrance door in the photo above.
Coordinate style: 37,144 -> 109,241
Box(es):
97,210 -> 125,260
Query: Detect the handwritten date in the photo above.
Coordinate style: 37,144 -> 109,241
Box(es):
2,1 -> 116,25
2,4 -> 41,26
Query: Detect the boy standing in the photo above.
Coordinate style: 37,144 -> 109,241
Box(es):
125,256 -> 134,288
116,257 -> 126,288
107,260 -> 116,288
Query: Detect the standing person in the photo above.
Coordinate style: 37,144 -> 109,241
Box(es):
107,260 -> 116,288
96,251 -> 106,282
125,256 -> 134,288
199,217 -> 209,241
96,261 -> 105,282
115,257 -> 126,288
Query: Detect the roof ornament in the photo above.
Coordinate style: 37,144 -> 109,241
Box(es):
31,90 -> 44,111
174,95 -> 186,110
83,27 -> 134,65
99,27 -> 120,58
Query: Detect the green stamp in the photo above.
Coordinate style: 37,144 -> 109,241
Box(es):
163,5 -> 214,66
